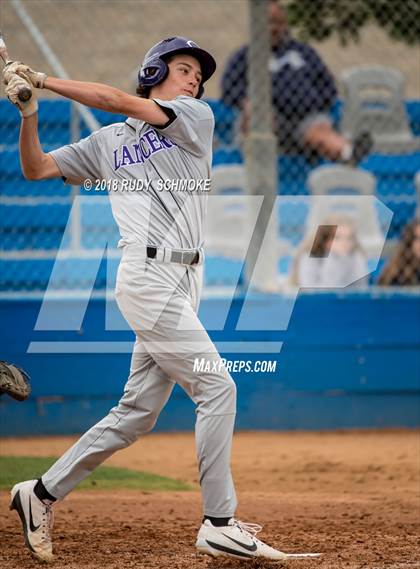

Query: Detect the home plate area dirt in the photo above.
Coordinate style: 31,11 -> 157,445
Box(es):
0,430 -> 419,569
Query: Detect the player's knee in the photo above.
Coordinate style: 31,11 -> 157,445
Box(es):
214,374 -> 237,413
112,403 -> 159,443
224,376 -> 237,406
135,409 -> 159,435
196,372 -> 236,415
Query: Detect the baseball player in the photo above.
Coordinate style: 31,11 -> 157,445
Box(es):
3,37 -> 319,563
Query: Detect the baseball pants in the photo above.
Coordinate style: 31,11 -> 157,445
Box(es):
42,246 -> 238,517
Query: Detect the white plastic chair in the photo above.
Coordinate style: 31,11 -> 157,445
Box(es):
306,164 -> 385,257
207,164 -> 290,260
206,164 -> 250,258
340,65 -> 419,153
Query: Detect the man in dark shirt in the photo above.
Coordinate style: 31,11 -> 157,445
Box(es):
221,0 -> 371,163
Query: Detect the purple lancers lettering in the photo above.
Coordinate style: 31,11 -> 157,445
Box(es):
113,128 -> 176,171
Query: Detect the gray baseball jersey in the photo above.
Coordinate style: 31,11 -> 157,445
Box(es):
50,96 -> 214,249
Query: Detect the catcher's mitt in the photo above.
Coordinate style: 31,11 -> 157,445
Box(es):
0,361 -> 31,401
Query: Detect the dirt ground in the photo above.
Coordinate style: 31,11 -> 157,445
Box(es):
0,430 -> 419,569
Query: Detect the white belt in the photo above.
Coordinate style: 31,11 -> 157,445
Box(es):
122,243 -> 204,266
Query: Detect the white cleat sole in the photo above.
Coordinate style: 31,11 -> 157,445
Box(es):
283,553 -> 322,559
197,541 -> 263,560
196,539 -> 321,562
197,548 -> 251,560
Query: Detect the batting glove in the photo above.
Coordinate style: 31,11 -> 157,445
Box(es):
3,61 -> 47,88
5,73 -> 38,118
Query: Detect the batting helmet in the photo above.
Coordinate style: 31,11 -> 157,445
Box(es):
138,36 -> 216,99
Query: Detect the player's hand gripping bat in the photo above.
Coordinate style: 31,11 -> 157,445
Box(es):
0,31 -> 32,102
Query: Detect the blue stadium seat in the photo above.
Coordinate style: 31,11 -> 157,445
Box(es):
47,258 -> 108,289
212,148 -> 321,195
381,200 -> 417,239
330,100 -> 342,129
278,155 -> 325,195
0,149 -> 22,176
1,97 -> 418,146
204,256 -> 244,286
80,200 -> 120,248
79,109 -> 127,139
375,178 -> 415,198
212,147 -> 243,167
205,99 -> 238,146
278,199 -> 309,245
35,100 -> 71,128
0,100 -> 72,146
406,100 -> 420,136
369,257 -> 387,284
278,255 -> 293,276
0,259 -> 54,291
0,203 -> 71,250
37,100 -> 72,146
0,179 -> 70,197
0,100 -> 129,198
91,108 -> 126,126
0,100 -> 127,149
0,257 -> 113,291
362,153 -> 419,233
0,148 -> 71,197
278,155 -> 323,181
362,152 -> 420,178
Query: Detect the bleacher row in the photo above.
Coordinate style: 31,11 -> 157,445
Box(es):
1,99 -> 419,291
0,254 -> 249,292
0,195 -> 416,249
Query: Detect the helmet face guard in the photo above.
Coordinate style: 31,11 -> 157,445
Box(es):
138,36 -> 216,99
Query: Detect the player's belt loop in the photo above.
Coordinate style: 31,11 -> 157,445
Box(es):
196,247 -> 204,265
146,246 -> 156,259
145,246 -> 164,262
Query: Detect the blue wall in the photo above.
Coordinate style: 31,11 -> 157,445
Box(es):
1,291 -> 419,435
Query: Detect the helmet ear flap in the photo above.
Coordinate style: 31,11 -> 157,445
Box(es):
138,58 -> 169,88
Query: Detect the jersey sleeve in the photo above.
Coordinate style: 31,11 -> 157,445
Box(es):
151,96 -> 214,157
49,132 -> 102,185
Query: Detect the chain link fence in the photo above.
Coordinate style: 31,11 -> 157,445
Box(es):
0,0 -> 419,292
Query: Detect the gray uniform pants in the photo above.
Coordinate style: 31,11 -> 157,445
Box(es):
42,247 -> 237,517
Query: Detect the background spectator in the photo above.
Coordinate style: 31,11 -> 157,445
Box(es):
378,219 -> 420,286
290,214 -> 369,288
221,0 -> 372,163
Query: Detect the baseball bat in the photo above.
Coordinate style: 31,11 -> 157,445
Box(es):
0,31 -> 32,102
